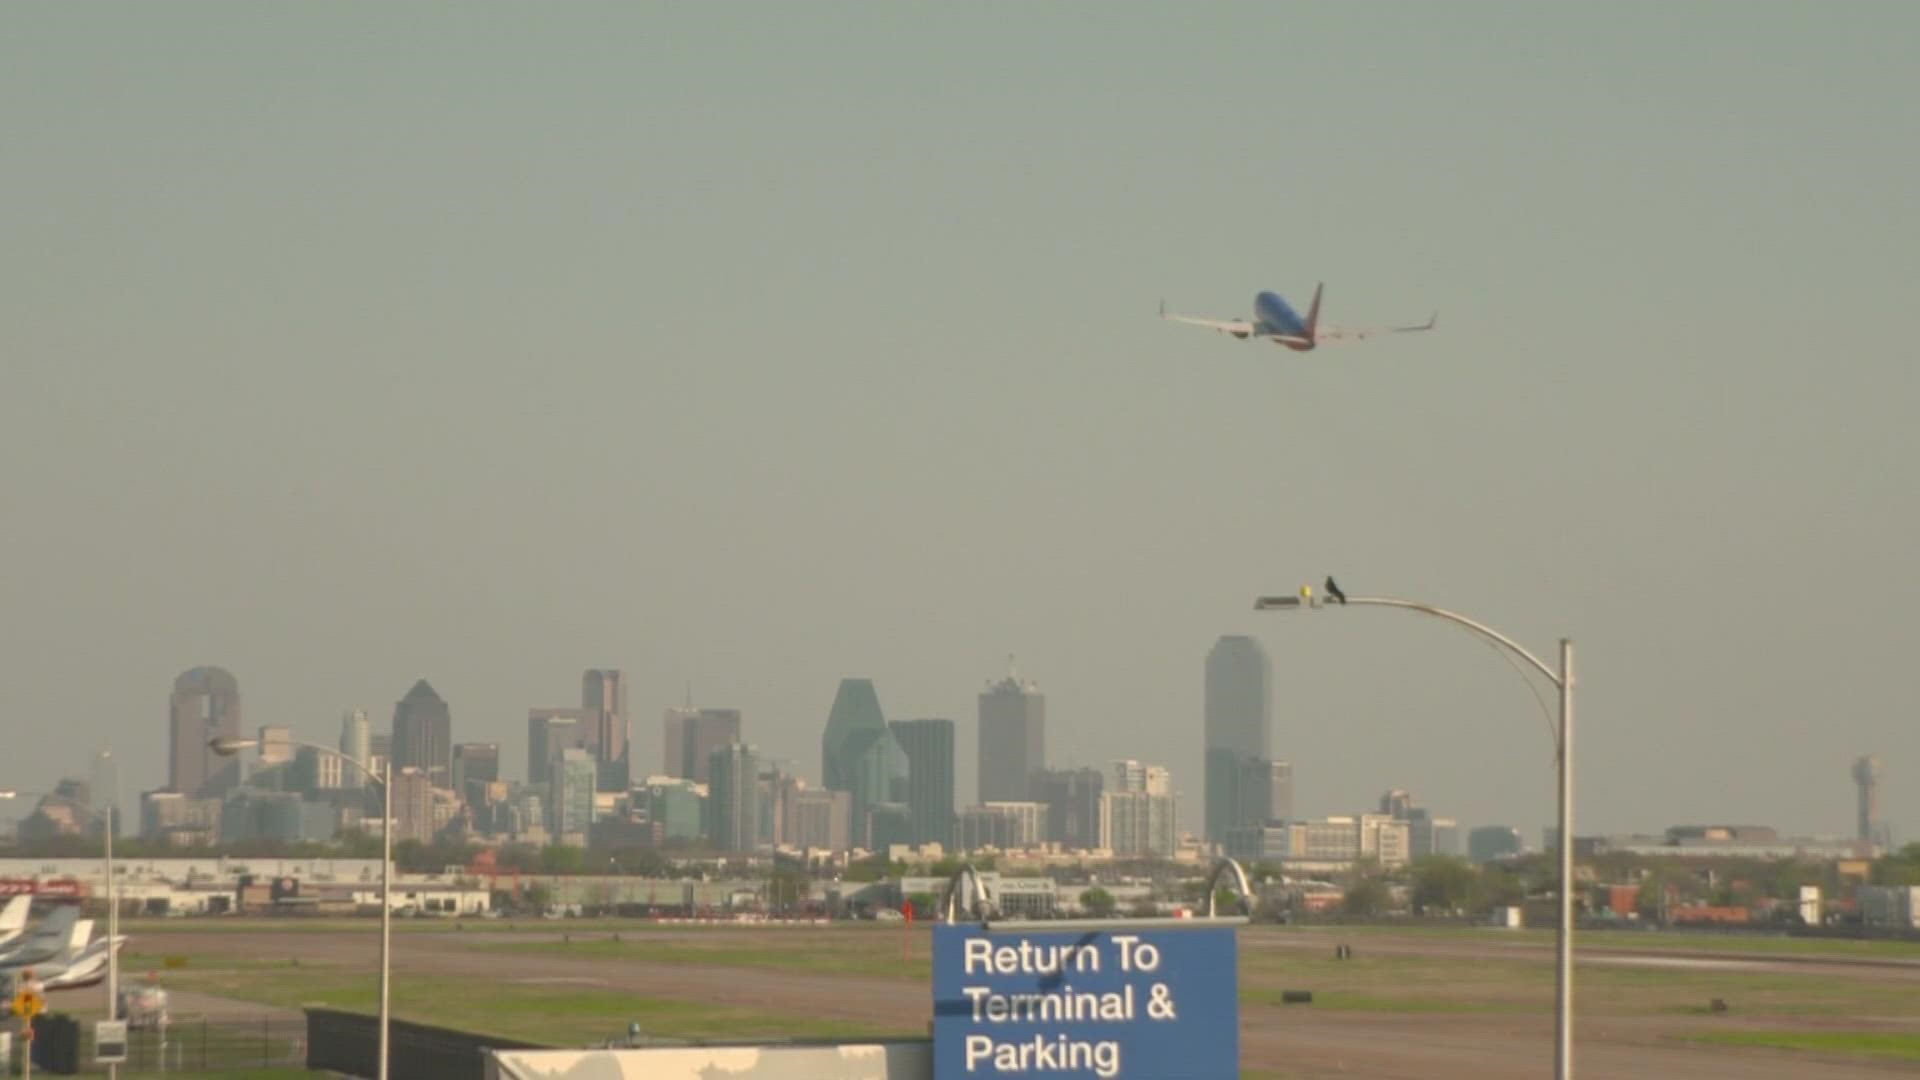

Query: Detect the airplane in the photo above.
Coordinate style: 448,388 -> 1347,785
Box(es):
0,904 -> 78,967
0,896 -> 31,950
1160,284 -> 1436,351
0,917 -> 126,994
40,923 -> 129,993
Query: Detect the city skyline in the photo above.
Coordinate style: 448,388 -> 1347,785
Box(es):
3,654 -> 1898,852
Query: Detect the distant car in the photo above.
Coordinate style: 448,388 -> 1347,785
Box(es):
872,908 -> 904,922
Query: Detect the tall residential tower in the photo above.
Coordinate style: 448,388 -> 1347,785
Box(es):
978,660 -> 1045,804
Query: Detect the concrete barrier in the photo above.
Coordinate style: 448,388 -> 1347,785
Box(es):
484,1040 -> 933,1080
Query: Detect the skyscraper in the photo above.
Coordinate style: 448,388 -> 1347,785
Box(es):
977,661 -> 1044,804
549,749 -> 596,841
821,679 -> 909,849
891,718 -> 956,849
581,669 -> 630,792
1854,754 -> 1894,850
1032,767 -> 1104,850
168,666 -> 242,796
706,742 -> 761,853
1101,759 -> 1176,856
664,707 -> 742,785
1205,636 -> 1271,842
527,710 -> 584,785
392,680 -> 452,788
391,767 -> 436,846
339,709 -> 371,789
453,743 -> 500,809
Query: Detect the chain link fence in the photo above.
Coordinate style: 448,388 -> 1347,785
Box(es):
5,1013 -> 306,1076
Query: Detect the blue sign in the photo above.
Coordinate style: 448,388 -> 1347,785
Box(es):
932,924 -> 1237,1079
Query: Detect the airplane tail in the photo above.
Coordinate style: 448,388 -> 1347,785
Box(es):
65,919 -> 94,961
0,896 -> 29,935
1304,283 -> 1324,341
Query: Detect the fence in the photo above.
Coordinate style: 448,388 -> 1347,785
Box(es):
4,1013 -> 305,1076
306,1007 -> 546,1080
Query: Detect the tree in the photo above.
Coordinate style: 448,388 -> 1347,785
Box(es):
1343,877 -> 1390,917
1080,887 -> 1117,918
1410,856 -> 1478,915
541,844 -> 586,875
1871,844 -> 1920,886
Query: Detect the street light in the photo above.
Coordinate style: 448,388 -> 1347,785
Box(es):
0,784 -> 122,1077
210,736 -> 393,1080
1257,584 -> 1577,1080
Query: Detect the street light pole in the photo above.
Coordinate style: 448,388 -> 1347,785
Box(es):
209,736 -> 390,1080
1556,638 -> 1574,1080
379,755 -> 391,1080
105,802 -> 116,1080
1257,588 -> 1576,1080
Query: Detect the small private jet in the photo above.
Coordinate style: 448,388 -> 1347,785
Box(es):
1161,285 -> 1435,351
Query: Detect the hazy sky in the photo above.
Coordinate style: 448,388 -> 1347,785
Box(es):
5,4 -> 1916,846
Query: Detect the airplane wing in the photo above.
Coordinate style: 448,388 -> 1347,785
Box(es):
1314,312 -> 1438,344
1159,302 -> 1255,339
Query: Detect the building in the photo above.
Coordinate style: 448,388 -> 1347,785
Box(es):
1378,790 -> 1457,859
452,743 -> 500,809
757,766 -> 803,848
140,791 -> 222,846
1100,760 -> 1176,857
787,787 -> 852,852
90,750 -> 120,837
293,746 -> 346,793
706,742 -> 762,853
338,709 -> 371,789
526,711 -> 581,788
392,680 -> 453,788
977,662 -> 1044,804
168,666 -> 243,796
867,801 -> 914,852
220,791 -> 335,844
1858,885 -> 1920,929
547,749 -> 596,843
390,768 -> 436,846
581,669 -> 631,792
634,777 -> 705,844
1595,826 -> 1872,861
890,718 -> 956,849
664,707 -> 742,786
1255,814 -> 1412,869
821,679 -> 909,849
1855,756 -> 1892,850
1204,636 -> 1271,843
1469,825 -> 1523,863
1032,767 -> 1104,850
368,733 -> 391,780
959,802 -> 1045,852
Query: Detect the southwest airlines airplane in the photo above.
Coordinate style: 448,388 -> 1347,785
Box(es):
1161,284 -> 1435,351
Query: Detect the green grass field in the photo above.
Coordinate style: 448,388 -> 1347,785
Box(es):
1675,1030 -> 1920,1061
104,920 -> 1920,1070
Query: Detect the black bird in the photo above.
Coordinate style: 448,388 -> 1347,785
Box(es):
1325,576 -> 1348,605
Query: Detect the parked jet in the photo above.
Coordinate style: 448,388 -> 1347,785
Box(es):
0,904 -> 78,967
1160,285 -> 1435,351
0,896 -> 31,950
40,922 -> 128,992
0,917 -> 125,995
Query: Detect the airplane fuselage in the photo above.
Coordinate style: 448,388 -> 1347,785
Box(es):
1253,291 -> 1314,350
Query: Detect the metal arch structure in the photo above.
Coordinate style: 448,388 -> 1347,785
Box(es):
940,863 -> 998,925
1204,857 -> 1256,918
